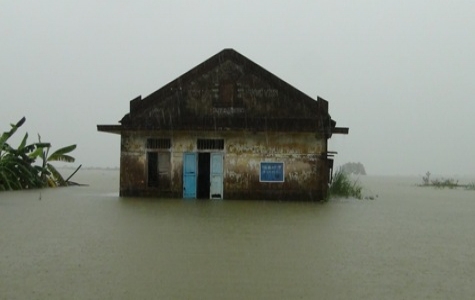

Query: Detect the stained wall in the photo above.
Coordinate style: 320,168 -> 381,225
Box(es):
119,130 -> 329,200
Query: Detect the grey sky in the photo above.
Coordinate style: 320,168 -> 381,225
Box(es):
1,1 -> 474,176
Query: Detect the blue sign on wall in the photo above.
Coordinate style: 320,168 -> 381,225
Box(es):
260,162 -> 284,182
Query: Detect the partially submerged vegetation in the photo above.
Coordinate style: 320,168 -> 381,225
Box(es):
466,183 -> 475,191
420,171 -> 475,190
326,168 -> 363,200
0,117 -> 80,191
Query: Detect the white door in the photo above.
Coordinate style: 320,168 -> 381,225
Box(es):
209,153 -> 223,199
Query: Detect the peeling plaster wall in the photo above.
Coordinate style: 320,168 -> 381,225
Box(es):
120,133 -> 146,196
119,130 -> 329,200
223,131 -> 327,200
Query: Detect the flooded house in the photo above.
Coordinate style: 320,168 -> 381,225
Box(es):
97,49 -> 348,201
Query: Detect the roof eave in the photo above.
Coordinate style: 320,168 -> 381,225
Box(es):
332,127 -> 349,134
97,125 -> 122,134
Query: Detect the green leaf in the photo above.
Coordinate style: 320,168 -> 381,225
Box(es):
48,144 -> 76,158
29,147 -> 44,160
47,145 -> 76,162
0,117 -> 26,150
15,117 -> 26,128
0,171 -> 13,190
46,163 -> 66,186
0,167 -> 21,190
51,154 -> 75,163
19,132 -> 28,149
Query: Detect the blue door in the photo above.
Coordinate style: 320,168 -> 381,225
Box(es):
210,153 -> 224,199
183,153 -> 197,198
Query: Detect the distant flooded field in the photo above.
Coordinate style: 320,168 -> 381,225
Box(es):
1,170 -> 475,299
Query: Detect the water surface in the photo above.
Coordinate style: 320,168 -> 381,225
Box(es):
1,170 -> 475,299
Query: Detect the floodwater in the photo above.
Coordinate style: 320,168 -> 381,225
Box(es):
1,170 -> 475,299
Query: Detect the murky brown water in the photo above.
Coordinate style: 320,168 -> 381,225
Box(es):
1,170 -> 475,299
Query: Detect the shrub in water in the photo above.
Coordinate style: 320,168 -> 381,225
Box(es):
327,168 -> 363,200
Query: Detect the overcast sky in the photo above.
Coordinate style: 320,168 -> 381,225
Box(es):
1,1 -> 474,176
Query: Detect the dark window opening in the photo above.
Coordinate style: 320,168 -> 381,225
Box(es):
147,152 -> 158,187
197,139 -> 224,150
147,138 -> 171,149
147,151 -> 171,189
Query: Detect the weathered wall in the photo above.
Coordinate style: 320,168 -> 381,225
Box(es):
120,134 -> 146,196
119,130 -> 329,200
224,132 -> 327,200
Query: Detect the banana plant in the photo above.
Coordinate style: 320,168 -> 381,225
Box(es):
0,117 -> 49,190
0,117 -> 79,191
35,134 -> 77,187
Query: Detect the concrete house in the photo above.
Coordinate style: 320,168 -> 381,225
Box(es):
97,49 -> 348,201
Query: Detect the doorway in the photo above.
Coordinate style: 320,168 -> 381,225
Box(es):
197,153 -> 210,199
183,152 -> 223,199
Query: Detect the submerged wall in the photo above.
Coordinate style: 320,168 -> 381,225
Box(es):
119,130 -> 329,201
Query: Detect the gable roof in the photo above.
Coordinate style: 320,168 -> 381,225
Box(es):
98,49 -> 348,136
129,48 -> 319,114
